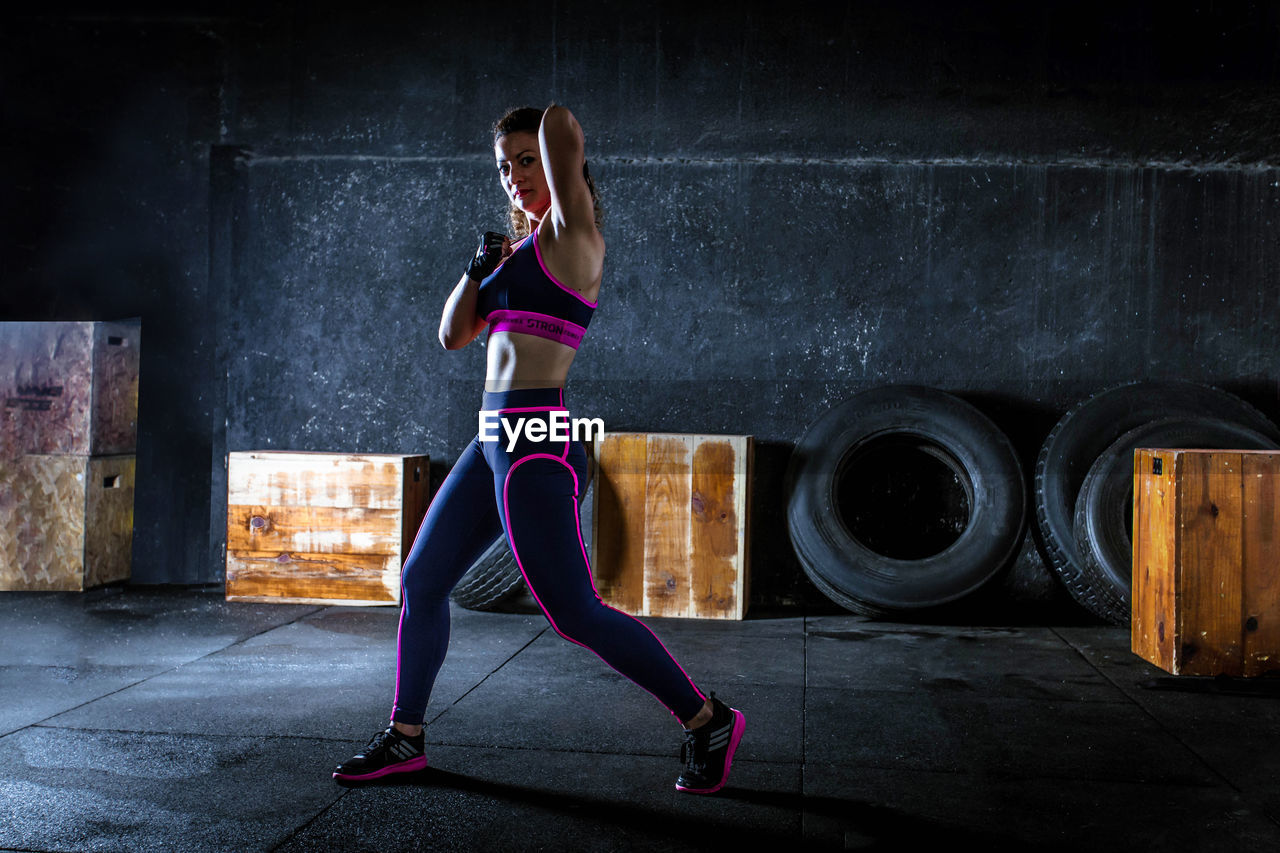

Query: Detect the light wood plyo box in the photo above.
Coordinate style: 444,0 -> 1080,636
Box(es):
1132,448 -> 1280,676
225,451 -> 430,606
591,432 -> 752,620
0,454 -> 135,591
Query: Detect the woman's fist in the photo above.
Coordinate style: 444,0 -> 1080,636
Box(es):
466,231 -> 510,282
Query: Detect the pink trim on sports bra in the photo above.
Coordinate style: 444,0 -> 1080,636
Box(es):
488,309 -> 587,349
533,225 -> 599,308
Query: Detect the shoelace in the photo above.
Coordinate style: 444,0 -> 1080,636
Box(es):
362,728 -> 394,755
681,729 -> 707,774
680,692 -> 723,772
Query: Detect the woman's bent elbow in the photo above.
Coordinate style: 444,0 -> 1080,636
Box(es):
439,329 -> 473,350
439,315 -> 485,350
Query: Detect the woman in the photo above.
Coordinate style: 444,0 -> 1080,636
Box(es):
333,105 -> 745,794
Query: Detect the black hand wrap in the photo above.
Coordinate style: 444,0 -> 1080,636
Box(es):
466,231 -> 508,282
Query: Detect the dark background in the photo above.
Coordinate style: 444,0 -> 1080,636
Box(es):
3,1 -> 1278,605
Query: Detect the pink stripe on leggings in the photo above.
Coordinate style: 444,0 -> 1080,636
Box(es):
502,453 -> 705,723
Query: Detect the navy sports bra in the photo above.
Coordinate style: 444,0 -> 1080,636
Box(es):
475,225 -> 597,350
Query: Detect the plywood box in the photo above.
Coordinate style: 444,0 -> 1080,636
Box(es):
1132,448 -> 1280,676
591,432 -> 752,620
0,320 -> 141,459
225,451 -> 431,606
0,454 -> 135,590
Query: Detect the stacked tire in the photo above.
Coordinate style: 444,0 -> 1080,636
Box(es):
1034,381 -> 1280,625
785,386 -> 1026,618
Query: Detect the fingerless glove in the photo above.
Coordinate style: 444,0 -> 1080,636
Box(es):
466,231 -> 508,282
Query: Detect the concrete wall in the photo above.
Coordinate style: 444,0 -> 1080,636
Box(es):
4,2 -> 1279,603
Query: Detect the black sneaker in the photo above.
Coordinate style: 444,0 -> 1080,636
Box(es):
333,725 -> 427,782
675,693 -> 745,794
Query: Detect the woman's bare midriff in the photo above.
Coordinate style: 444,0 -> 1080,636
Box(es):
484,330 -> 579,391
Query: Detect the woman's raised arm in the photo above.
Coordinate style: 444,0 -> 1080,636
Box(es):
538,105 -> 595,234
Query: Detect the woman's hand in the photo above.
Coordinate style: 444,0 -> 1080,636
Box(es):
465,231 -> 510,282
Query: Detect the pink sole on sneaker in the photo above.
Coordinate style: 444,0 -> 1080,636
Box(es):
675,709 -> 745,795
332,754 -> 428,782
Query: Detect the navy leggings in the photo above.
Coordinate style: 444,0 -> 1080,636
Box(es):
391,387 -> 707,726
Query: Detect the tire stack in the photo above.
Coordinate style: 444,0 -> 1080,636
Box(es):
784,381 -> 1280,623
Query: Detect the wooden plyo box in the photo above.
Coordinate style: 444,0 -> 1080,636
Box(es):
1132,448 -> 1280,677
591,432 -> 752,620
225,451 -> 430,606
0,320 -> 141,459
0,454 -> 135,591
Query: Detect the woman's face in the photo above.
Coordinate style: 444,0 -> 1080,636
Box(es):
494,131 -> 551,221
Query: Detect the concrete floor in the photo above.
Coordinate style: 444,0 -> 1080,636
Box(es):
1,587 -> 1278,852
